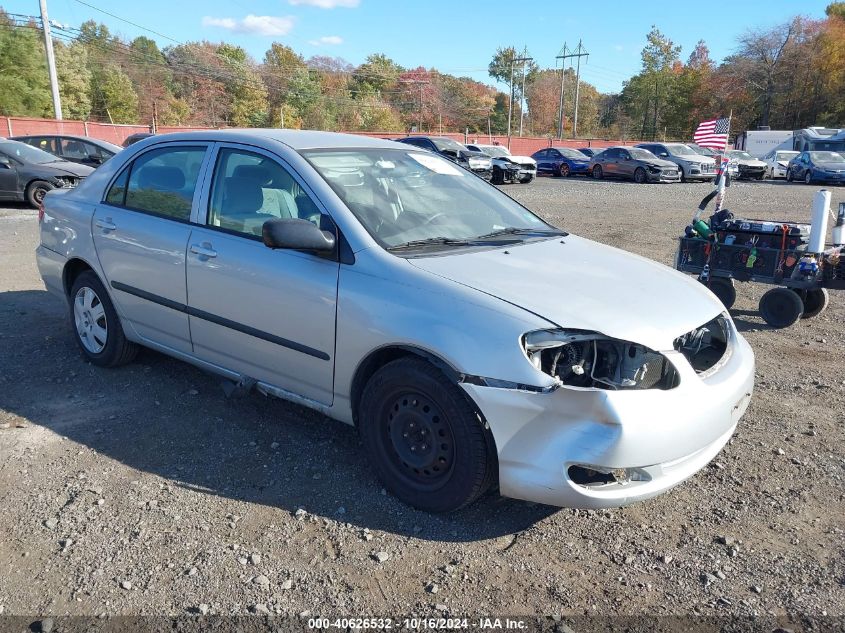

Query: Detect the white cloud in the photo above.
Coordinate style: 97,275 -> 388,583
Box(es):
289,0 -> 360,8
201,14 -> 295,36
308,35 -> 343,46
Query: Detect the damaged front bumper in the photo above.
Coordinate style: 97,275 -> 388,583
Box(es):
460,329 -> 754,508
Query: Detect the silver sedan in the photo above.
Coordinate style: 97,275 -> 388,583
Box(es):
36,130 -> 754,512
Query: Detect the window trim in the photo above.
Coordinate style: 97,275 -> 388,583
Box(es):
100,141 -> 212,225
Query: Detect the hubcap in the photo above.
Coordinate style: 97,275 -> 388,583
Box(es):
73,286 -> 108,354
385,393 -> 454,484
34,188 -> 47,203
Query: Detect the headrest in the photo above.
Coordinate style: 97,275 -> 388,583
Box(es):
138,166 -> 184,191
222,176 -> 263,213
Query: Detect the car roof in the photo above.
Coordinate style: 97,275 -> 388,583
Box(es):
143,129 -> 413,150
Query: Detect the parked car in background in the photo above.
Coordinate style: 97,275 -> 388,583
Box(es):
35,129 -> 754,512
687,143 -> 738,180
636,143 -> 716,182
762,150 -> 799,179
531,147 -> 591,177
725,150 -> 767,180
577,147 -> 596,158
465,144 -> 536,184
395,136 -> 492,179
0,139 -> 93,206
122,132 -> 154,148
589,146 -> 680,183
786,151 -> 845,184
11,134 -> 121,167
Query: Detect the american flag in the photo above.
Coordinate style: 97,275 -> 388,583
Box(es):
693,117 -> 730,150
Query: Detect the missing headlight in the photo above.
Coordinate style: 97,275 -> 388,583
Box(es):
674,314 -> 730,375
523,330 -> 679,390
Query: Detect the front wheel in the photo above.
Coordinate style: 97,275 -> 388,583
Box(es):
592,165 -> 603,180
786,169 -> 794,182
633,167 -> 647,184
804,171 -> 813,185
26,180 -> 55,208
69,271 -> 138,367
358,357 -> 497,512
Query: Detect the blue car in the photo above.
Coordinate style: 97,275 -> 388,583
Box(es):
786,150 -> 845,185
531,147 -> 592,177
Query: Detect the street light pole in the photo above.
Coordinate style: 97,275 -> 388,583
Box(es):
39,0 -> 63,120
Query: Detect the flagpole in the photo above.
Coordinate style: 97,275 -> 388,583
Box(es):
714,110 -> 732,212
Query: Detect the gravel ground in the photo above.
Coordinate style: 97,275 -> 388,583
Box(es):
1,177 -> 844,625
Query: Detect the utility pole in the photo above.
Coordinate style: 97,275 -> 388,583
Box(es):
39,0 -> 62,120
506,52 -> 532,146
555,43 -> 570,140
400,79 -> 429,133
518,49 -> 533,137
506,55 -> 515,142
570,40 -> 589,138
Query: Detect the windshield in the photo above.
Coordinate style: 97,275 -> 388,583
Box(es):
666,144 -> 696,156
303,149 -> 557,250
690,144 -> 717,156
775,151 -> 798,161
728,151 -> 754,159
559,148 -> 588,159
479,146 -> 510,158
0,140 -> 60,164
431,137 -> 466,152
809,151 -> 845,162
628,148 -> 656,160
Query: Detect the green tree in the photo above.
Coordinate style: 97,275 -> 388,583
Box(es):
54,40 -> 92,119
0,12 -> 52,116
826,2 -> 845,19
91,65 -> 138,123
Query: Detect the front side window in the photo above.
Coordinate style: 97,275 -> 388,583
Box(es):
208,148 -> 321,238
60,139 -> 90,160
122,146 -> 206,221
303,148 -> 555,250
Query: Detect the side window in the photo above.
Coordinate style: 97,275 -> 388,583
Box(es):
60,138 -> 90,160
32,137 -> 57,154
123,146 -> 206,221
106,166 -> 130,205
207,148 -> 321,238
535,149 -> 548,159
619,150 -> 631,160
549,150 -> 561,158
604,149 -> 618,159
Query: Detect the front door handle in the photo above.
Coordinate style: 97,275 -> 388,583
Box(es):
190,243 -> 218,259
95,218 -> 116,231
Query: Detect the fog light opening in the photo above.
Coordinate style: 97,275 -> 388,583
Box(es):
568,465 -> 651,488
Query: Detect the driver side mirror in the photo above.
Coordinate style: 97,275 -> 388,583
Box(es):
262,218 -> 336,252
658,152 -> 669,157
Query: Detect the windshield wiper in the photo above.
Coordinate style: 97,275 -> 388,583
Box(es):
388,236 -> 475,250
474,226 -> 568,240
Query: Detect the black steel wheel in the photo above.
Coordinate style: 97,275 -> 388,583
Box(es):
793,288 -> 829,319
759,287 -> 804,328
358,357 -> 497,512
634,167 -> 647,184
702,277 -> 737,310
592,165 -> 603,180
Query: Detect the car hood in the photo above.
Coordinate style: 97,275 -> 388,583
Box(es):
679,155 -> 716,165
33,161 -> 95,177
408,235 -> 723,351
639,157 -> 678,169
507,155 -> 537,164
736,158 -> 766,167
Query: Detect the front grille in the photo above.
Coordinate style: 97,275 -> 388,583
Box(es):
674,314 -> 731,376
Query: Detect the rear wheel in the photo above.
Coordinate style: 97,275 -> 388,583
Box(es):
358,357 -> 497,512
759,287 -> 804,328
69,271 -> 138,367
592,165 -> 603,180
702,277 -> 736,310
633,167 -> 647,184
793,288 -> 829,319
559,163 -> 570,177
26,180 -> 54,208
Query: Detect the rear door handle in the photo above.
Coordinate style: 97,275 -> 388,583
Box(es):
190,243 -> 217,259
95,218 -> 116,231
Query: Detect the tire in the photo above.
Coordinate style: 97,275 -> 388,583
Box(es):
793,288 -> 829,319
559,163 -> 570,177
358,357 -> 497,513
702,277 -> 737,310
519,175 -> 534,184
69,271 -> 138,367
633,167 -> 647,184
491,167 -> 504,185
26,180 -> 54,208
804,171 -> 812,185
759,287 -> 804,328
592,165 -> 603,180
786,169 -> 794,182
678,166 -> 686,183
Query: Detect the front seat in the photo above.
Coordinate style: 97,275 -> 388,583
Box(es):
216,176 -> 268,236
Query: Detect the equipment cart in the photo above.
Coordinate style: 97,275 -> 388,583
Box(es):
676,191 -> 845,328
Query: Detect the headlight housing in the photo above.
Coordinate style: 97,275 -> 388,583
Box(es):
522,329 -> 679,390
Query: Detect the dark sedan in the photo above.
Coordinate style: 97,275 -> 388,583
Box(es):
11,134 -> 121,167
531,147 -> 591,177
589,146 -> 680,183
122,132 -> 155,148
786,151 -> 845,185
577,147 -> 597,158
0,139 -> 93,207
394,136 -> 493,179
